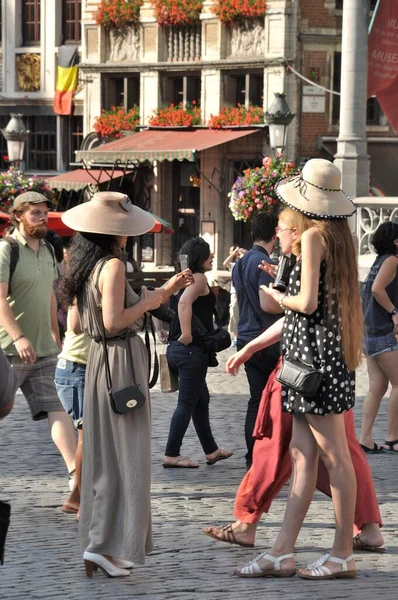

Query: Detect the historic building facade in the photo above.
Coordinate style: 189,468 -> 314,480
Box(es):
0,1 -> 395,267
0,0 -> 83,173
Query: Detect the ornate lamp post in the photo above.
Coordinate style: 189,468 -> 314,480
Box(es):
264,93 -> 295,156
1,114 -> 29,169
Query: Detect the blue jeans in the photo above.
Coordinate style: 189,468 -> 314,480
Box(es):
54,358 -> 86,429
165,341 -> 218,457
237,340 -> 280,468
363,332 -> 398,358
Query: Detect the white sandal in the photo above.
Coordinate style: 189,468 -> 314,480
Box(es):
298,553 -> 357,580
234,551 -> 296,578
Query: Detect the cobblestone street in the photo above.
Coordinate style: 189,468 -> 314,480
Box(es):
1,347 -> 397,599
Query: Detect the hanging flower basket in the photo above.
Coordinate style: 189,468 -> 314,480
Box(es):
93,105 -> 140,138
151,0 -> 203,25
212,0 -> 266,23
0,169 -> 55,212
95,0 -> 142,30
229,156 -> 298,222
208,105 -> 264,129
148,102 -> 202,127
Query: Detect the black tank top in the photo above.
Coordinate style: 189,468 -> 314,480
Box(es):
169,286 -> 216,346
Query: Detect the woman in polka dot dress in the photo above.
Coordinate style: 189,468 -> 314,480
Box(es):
226,159 -> 363,581
281,259 -> 355,416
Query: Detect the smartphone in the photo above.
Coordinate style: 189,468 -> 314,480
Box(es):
179,254 -> 189,271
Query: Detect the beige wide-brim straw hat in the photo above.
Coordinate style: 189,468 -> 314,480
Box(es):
61,192 -> 155,236
275,158 -> 357,219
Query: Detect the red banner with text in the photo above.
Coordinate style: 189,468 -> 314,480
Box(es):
368,2 -> 398,131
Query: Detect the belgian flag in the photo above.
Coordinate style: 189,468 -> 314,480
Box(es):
54,46 -> 79,116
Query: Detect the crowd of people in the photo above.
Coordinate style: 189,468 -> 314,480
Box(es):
0,158 -> 396,582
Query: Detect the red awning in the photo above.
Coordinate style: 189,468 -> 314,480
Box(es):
45,169 -> 131,191
0,211 -> 173,237
76,128 -> 262,163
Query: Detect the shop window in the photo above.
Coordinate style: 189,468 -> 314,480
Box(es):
22,0 -> 41,45
222,72 -> 263,108
332,52 -> 387,126
62,0 -> 81,44
103,75 -> 140,111
161,74 -> 201,106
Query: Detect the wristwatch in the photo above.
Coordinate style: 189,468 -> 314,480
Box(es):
391,307 -> 398,316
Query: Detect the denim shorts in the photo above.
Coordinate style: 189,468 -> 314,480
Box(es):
363,332 -> 398,358
54,358 -> 86,428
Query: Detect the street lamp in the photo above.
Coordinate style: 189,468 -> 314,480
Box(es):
1,114 -> 29,169
264,93 -> 295,155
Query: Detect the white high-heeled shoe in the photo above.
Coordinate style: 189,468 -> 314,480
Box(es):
113,558 -> 134,569
83,551 -> 131,578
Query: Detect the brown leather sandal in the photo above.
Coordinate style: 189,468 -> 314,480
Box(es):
202,524 -> 254,548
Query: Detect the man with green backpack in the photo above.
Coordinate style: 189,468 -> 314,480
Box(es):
0,191 -> 77,502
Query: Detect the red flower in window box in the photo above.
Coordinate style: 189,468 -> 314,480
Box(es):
211,0 -> 266,23
208,105 -> 264,129
95,0 -> 142,29
148,103 -> 202,127
93,105 -> 140,138
151,0 -> 203,26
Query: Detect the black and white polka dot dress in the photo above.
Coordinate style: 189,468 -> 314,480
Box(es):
280,260 -> 355,416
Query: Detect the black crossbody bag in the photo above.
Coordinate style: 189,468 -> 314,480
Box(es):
277,310 -> 325,398
95,258 -> 146,415
192,309 -> 231,353
100,319 -> 146,415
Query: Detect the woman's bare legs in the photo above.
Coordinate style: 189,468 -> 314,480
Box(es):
376,349 -> 398,449
298,412 -> 356,575
237,413 -> 356,576
360,356 -> 388,449
238,415 -> 318,573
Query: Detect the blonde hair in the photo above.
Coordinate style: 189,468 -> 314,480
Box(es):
279,207 -> 362,371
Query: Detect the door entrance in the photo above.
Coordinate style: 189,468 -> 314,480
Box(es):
173,162 -> 200,254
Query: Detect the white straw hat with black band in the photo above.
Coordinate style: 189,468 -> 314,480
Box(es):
275,159 -> 357,219
61,192 -> 155,236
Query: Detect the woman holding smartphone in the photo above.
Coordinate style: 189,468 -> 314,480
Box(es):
163,237 -> 232,468
225,159 -> 362,580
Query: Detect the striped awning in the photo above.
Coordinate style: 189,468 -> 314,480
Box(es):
76,129 -> 261,164
45,169 -> 130,191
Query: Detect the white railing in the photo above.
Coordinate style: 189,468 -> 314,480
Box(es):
355,197 -> 398,278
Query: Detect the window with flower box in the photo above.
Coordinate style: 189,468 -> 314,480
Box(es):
332,52 -> 387,126
22,0 -> 41,45
102,75 -> 140,112
161,74 -> 201,107
222,71 -> 263,108
62,0 -> 82,44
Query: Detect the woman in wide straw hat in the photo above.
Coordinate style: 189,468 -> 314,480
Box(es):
59,192 -> 191,578
225,159 -> 363,580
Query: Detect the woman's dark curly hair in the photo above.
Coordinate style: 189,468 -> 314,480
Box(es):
58,232 -> 120,308
371,222 -> 398,256
176,237 -> 210,274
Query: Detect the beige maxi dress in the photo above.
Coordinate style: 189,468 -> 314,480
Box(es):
79,261 -> 153,563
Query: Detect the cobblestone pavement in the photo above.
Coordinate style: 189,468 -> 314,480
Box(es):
1,347 -> 397,599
